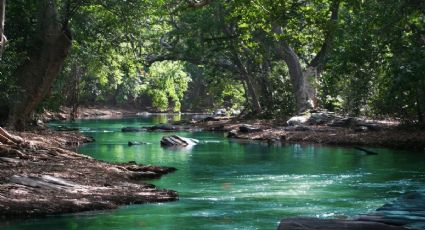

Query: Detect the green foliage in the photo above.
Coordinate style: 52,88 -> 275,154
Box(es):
145,61 -> 191,112
322,0 -> 425,122
262,61 -> 296,117
1,0 -> 423,123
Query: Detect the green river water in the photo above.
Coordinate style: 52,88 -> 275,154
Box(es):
2,115 -> 425,230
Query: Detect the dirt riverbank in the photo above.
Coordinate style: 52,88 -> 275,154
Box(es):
0,127 -> 177,219
191,117 -> 425,151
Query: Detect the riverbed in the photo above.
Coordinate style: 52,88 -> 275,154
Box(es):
2,115 -> 425,230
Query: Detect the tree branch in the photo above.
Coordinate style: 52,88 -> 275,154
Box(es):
308,0 -> 341,70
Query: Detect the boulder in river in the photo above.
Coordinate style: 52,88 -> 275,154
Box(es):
278,217 -> 407,230
122,127 -> 145,132
227,130 -> 239,138
160,135 -> 199,147
128,141 -> 149,146
279,191 -> 425,230
147,124 -> 179,131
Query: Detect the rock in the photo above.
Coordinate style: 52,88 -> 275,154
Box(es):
328,117 -> 358,127
230,109 -> 241,116
147,124 -> 178,131
57,113 -> 68,120
357,191 -> 425,229
228,130 -> 238,138
35,119 -> 45,127
128,141 -> 148,146
213,108 -> 227,116
287,115 -> 310,126
121,127 -> 145,132
354,126 -> 369,132
203,116 -> 221,122
308,112 -> 335,125
278,217 -> 407,230
239,124 -> 262,133
354,147 -> 378,155
279,191 -> 425,230
357,123 -> 382,131
160,135 -> 199,147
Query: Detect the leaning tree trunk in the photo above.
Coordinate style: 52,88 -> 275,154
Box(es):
0,0 -> 6,59
271,1 -> 340,113
8,0 -> 71,130
272,31 -> 315,113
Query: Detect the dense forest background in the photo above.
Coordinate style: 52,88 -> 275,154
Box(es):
0,0 -> 424,130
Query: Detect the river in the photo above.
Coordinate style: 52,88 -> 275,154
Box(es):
3,115 -> 425,230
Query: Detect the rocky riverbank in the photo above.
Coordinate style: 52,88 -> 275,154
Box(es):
0,127 -> 177,218
190,113 -> 425,151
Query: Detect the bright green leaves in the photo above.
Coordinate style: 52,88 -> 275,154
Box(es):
145,61 -> 191,112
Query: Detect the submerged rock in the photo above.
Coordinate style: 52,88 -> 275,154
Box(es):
160,135 -> 199,147
121,127 -> 145,132
128,141 -> 149,146
147,124 -> 179,131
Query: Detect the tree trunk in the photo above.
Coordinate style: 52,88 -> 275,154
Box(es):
0,0 -> 5,59
233,54 -> 262,114
8,0 -> 71,130
272,29 -> 313,113
69,63 -> 81,121
272,1 -> 340,113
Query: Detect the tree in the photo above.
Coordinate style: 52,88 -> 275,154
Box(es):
7,0 -> 72,130
0,0 -> 6,59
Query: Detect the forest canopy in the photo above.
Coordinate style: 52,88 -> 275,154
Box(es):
0,0 -> 424,129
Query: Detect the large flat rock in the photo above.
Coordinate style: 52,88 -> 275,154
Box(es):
278,217 -> 407,230
278,191 -> 425,230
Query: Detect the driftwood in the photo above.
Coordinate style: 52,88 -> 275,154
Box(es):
9,175 -> 78,190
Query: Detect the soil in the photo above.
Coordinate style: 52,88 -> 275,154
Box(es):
0,128 -> 177,219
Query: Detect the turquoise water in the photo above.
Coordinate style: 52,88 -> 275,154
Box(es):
2,115 -> 425,230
